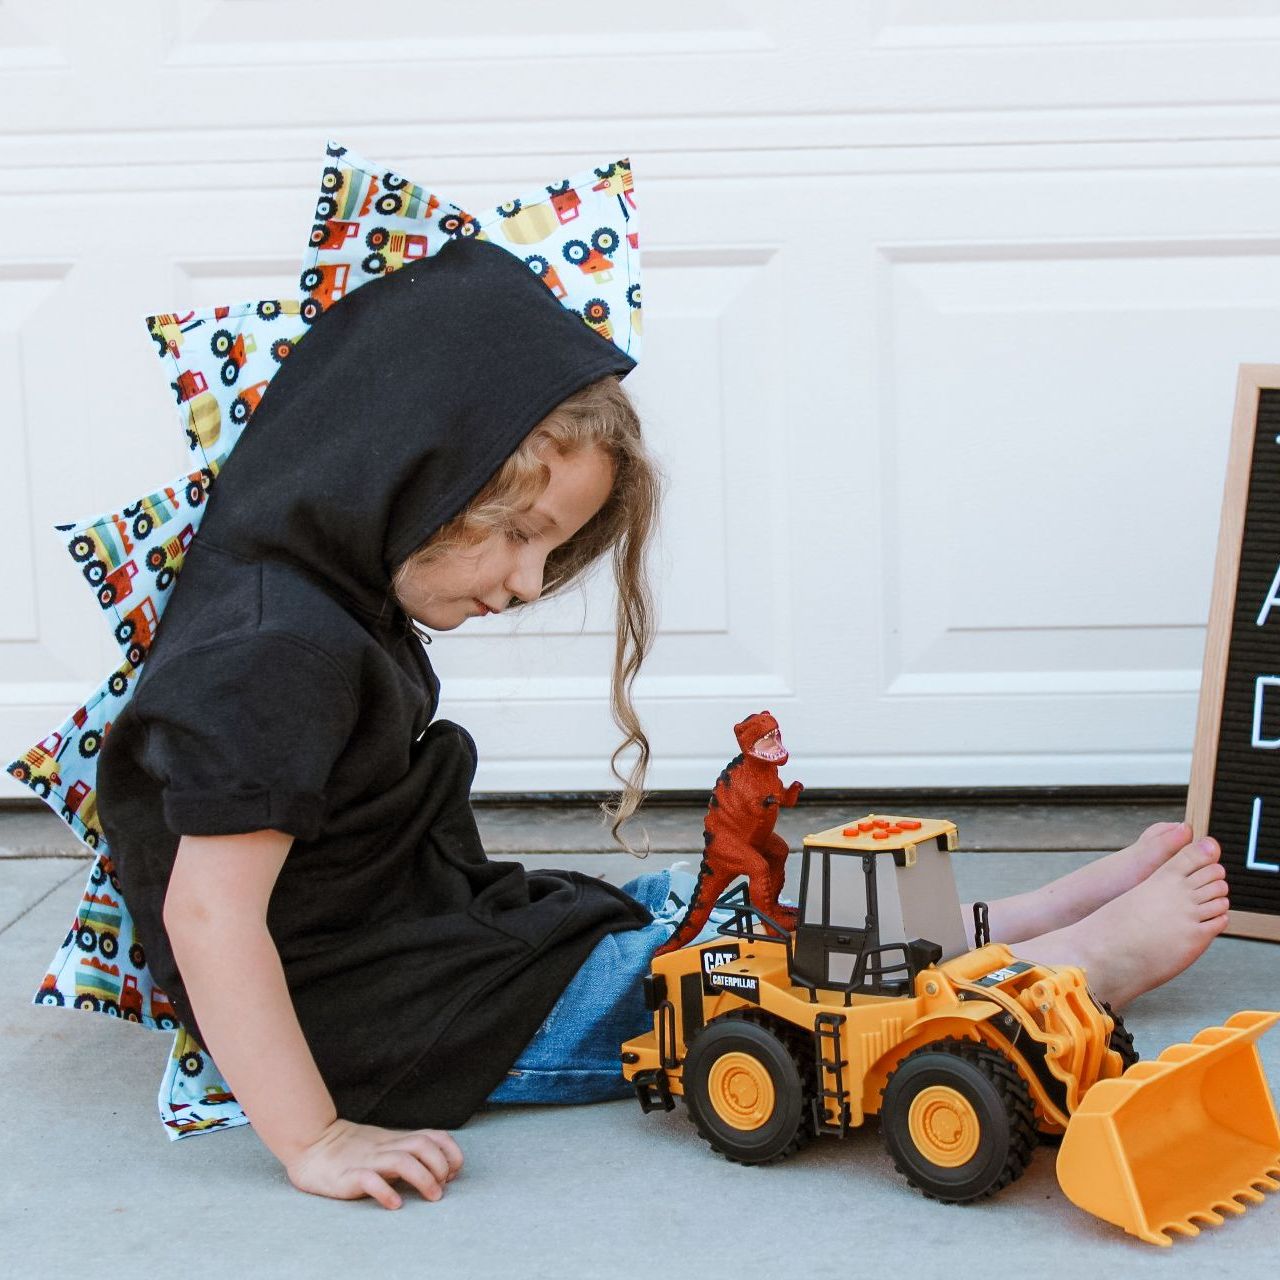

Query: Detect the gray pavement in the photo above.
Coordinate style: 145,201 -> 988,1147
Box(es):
2,802 -> 1278,1278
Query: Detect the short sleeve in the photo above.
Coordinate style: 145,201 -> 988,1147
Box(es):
132,632 -> 359,840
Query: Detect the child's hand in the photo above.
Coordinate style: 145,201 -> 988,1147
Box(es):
287,1117 -> 464,1209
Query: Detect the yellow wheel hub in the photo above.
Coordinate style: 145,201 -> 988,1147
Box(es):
707,1052 -> 776,1131
907,1085 -> 981,1167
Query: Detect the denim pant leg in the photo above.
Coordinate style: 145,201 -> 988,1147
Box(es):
486,870 -> 676,1105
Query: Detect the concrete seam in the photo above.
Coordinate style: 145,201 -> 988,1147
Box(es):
0,862 -> 86,939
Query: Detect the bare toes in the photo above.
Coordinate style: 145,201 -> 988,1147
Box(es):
1200,877 -> 1229,898
1170,839 -> 1219,874
1187,862 -> 1227,890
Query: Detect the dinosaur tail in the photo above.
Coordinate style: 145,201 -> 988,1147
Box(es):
654,854 -> 726,957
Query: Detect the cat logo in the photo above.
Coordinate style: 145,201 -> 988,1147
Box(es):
700,944 -> 740,995
976,961 -> 1034,987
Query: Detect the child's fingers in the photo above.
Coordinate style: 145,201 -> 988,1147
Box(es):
381,1151 -> 444,1203
400,1136 -> 454,1186
354,1169 -> 402,1210
420,1129 -> 464,1176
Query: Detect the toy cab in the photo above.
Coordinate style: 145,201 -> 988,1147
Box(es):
791,815 -> 970,998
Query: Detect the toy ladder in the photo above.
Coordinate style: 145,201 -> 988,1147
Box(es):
812,1011 -> 851,1137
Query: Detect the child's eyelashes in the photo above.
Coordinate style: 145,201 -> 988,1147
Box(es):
504,526 -> 531,546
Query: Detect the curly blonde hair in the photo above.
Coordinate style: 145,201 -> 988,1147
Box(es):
390,375 -> 664,853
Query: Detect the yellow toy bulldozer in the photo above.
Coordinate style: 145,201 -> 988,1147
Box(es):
621,816 -> 1280,1244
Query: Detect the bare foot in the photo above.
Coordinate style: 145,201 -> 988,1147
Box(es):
1013,836 -> 1230,1009
972,821 -> 1191,944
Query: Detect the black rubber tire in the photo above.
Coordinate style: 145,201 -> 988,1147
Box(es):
880,1037 -> 1038,1203
682,1010 -> 812,1165
1103,1002 -> 1139,1069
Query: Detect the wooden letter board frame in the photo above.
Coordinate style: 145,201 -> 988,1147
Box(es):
1188,363 -> 1280,941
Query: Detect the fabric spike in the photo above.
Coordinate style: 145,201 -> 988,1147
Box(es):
475,157 -> 641,360
299,139 -> 465,325
159,1028 -> 248,1140
59,463 -> 219,659
147,300 -> 308,468
302,141 -> 642,359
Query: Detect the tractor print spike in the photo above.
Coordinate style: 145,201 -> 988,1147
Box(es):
6,139 -> 643,1141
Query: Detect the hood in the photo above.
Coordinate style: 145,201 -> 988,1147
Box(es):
193,235 -> 636,630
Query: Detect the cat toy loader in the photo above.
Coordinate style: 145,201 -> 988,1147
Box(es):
621,816 -> 1280,1245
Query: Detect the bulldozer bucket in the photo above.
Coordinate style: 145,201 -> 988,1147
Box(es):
1056,1010 -> 1280,1246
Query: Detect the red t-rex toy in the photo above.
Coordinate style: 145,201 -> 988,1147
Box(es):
655,710 -> 804,956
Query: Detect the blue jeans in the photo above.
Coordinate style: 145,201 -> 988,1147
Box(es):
486,869 -> 693,1105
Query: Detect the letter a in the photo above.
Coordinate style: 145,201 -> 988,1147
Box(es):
1257,564 -> 1280,627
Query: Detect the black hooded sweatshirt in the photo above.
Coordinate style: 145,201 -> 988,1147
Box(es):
95,237 -> 651,1128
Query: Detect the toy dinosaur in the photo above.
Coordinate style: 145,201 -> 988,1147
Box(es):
656,710 -> 804,956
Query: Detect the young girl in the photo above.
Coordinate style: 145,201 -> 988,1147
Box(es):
94,230 -> 1229,1215
95,236 -> 670,1208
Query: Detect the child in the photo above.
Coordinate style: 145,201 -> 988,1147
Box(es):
94,230 -> 1230,1216
95,236 -> 671,1208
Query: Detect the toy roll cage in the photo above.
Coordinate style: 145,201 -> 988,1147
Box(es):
712,836 -> 947,1005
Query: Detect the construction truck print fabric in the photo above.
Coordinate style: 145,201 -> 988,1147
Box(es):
6,139 -> 643,1141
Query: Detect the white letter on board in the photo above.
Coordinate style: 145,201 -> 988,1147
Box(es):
1246,796 -> 1280,872
1257,564 -> 1280,626
1252,677 -> 1280,748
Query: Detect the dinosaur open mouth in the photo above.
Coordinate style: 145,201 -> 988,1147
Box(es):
753,728 -> 788,762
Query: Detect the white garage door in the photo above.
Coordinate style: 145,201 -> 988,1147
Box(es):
3,1 -> 1280,798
